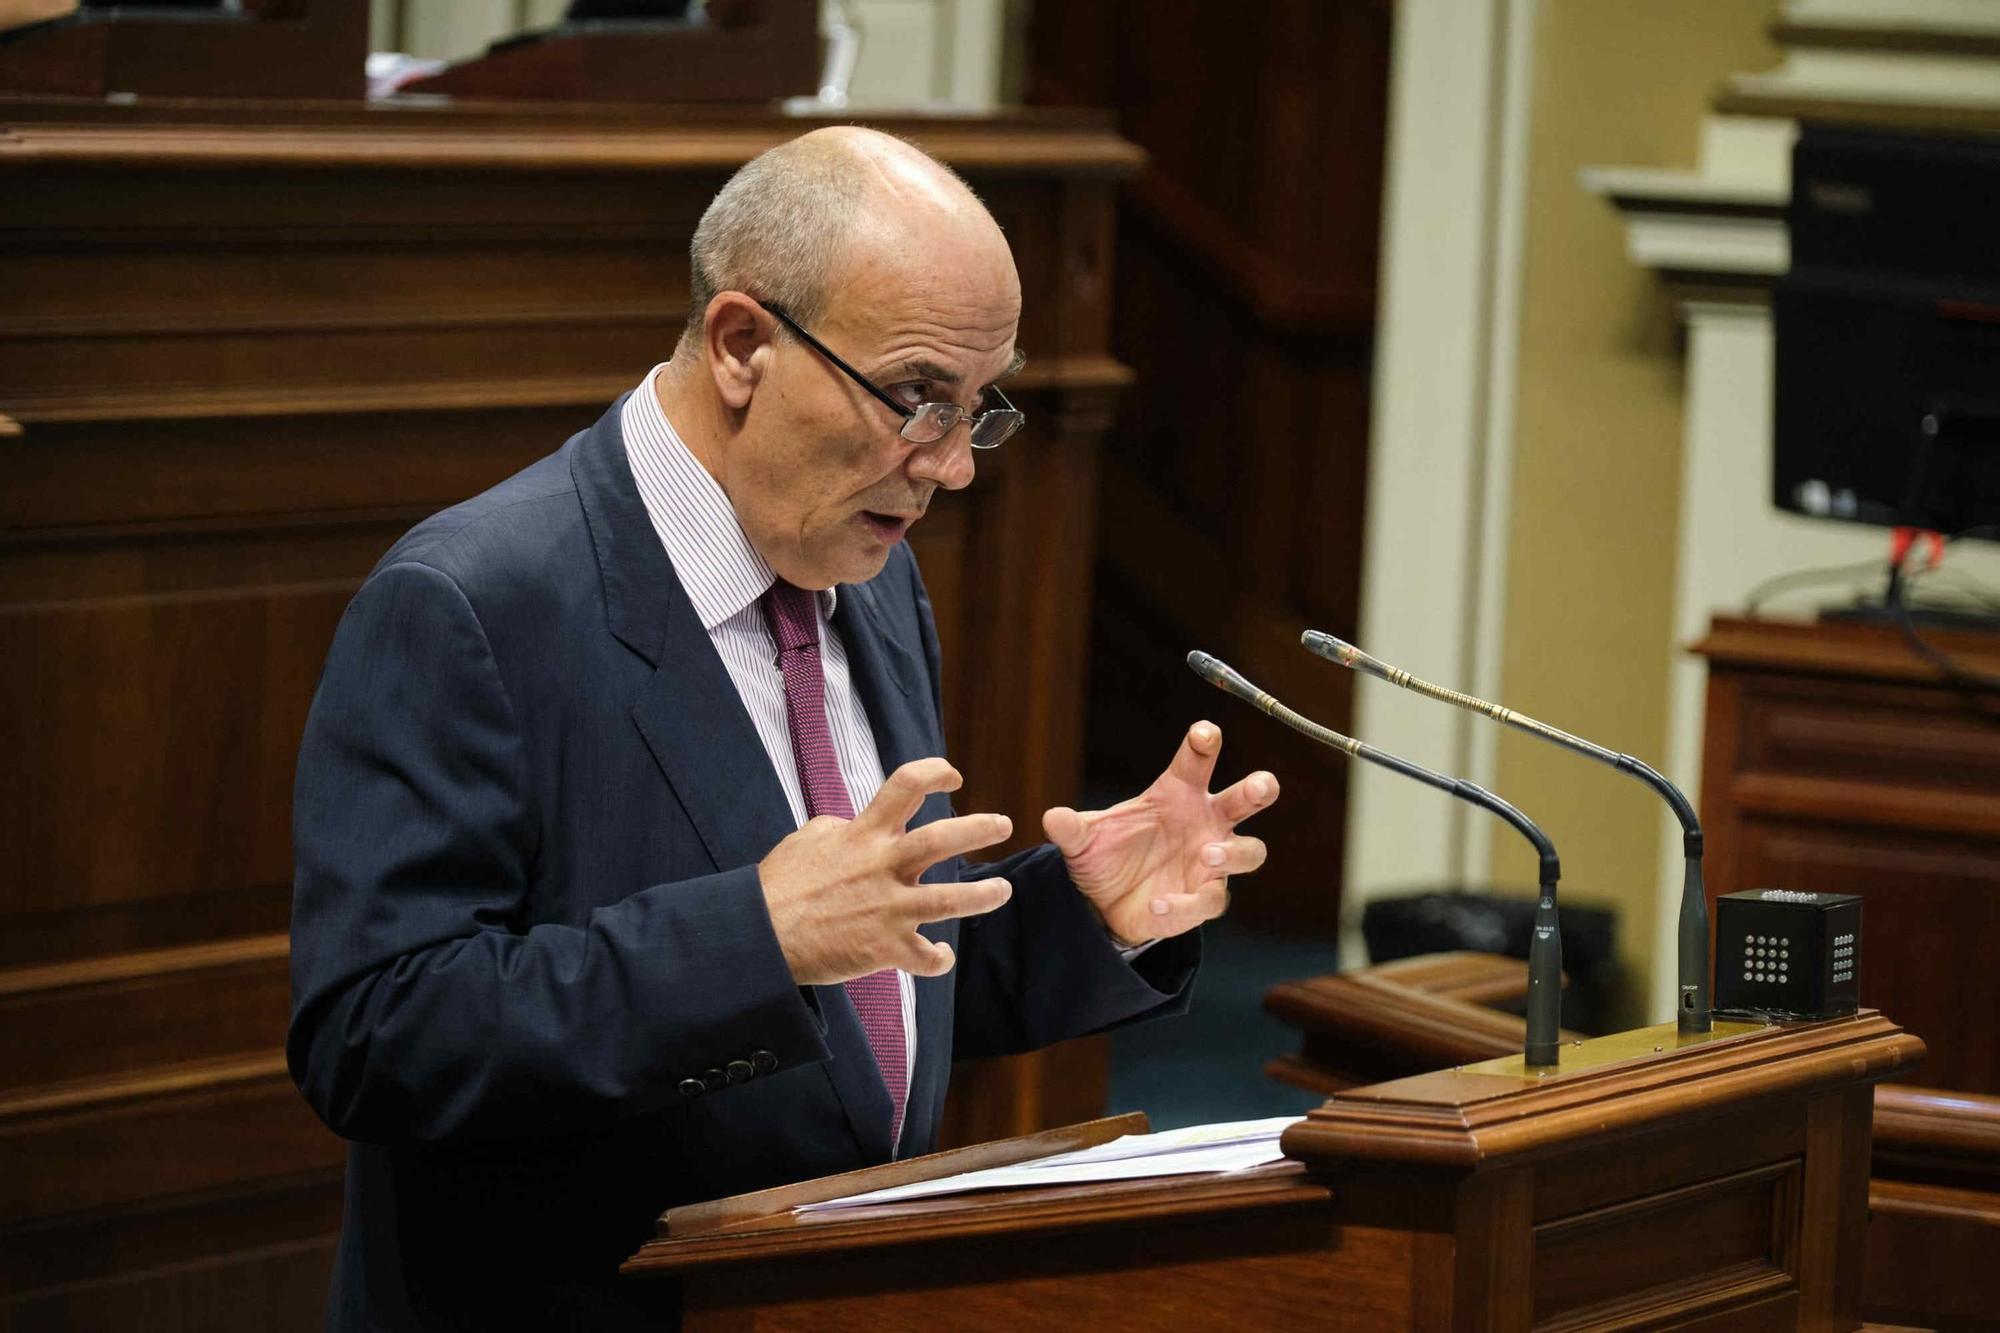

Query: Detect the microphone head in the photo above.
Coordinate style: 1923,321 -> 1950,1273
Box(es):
1300,630 -> 1358,665
1186,650 -> 1262,708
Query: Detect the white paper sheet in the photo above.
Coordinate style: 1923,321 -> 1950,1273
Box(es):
794,1115 -> 1304,1214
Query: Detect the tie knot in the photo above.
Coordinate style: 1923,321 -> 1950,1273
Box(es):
762,579 -> 820,655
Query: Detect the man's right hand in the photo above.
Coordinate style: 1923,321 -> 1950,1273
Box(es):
758,757 -> 1015,986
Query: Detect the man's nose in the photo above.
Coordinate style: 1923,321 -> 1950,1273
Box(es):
906,425 -> 977,491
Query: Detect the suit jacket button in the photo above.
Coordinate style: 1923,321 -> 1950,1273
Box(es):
750,1049 -> 778,1073
701,1067 -> 728,1092
726,1059 -> 755,1084
677,1078 -> 705,1099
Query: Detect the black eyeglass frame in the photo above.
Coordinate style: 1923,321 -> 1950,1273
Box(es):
758,300 -> 1026,451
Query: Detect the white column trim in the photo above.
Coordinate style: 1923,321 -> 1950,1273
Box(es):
1343,0 -> 1538,965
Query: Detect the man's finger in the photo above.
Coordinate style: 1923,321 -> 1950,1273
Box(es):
897,813 -> 1012,876
905,877 -> 1013,926
1147,883 -> 1231,927
1166,720 -> 1223,793
1213,770 -> 1280,825
902,934 -> 958,978
1195,835 -> 1267,877
1041,805 -> 1091,856
859,757 -> 963,833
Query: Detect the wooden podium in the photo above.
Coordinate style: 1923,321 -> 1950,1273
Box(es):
625,1012 -> 1920,1330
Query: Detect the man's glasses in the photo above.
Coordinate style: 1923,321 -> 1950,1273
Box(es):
760,301 -> 1026,450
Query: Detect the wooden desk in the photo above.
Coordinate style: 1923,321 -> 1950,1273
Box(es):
0,99 -> 1135,1328
1693,615 -> 2000,1096
629,1013 -> 1921,1331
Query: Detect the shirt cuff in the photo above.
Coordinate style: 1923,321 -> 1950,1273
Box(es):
1114,935 -> 1160,962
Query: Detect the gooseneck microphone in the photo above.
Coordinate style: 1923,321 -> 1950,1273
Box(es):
1301,630 -> 1711,1035
1188,650 -> 1564,1066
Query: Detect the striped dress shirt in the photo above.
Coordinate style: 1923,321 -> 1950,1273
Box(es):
620,367 -> 918,1117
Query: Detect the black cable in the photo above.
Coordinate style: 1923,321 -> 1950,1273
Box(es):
1887,564 -> 2000,693
1743,558 -> 1902,618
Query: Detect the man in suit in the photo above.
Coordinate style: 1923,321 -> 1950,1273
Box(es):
288,126 -> 1278,1331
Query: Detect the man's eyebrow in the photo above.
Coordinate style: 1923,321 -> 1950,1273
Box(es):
878,357 -> 961,386
876,348 -> 1027,389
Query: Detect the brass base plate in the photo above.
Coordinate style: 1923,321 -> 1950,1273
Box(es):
1464,1017 -> 1773,1080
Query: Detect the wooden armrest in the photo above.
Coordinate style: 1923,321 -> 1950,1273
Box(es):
1872,1084 -> 2000,1187
1263,953 -> 1581,1093
1363,951 -> 1536,1007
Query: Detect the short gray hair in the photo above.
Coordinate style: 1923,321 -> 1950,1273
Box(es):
684,137 -> 869,340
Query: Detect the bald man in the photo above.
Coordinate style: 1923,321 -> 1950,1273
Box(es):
287,129 -> 1277,1332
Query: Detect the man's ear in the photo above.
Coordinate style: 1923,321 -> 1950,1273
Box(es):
704,292 -> 775,411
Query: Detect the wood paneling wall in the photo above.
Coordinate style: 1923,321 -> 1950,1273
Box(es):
1027,0 -> 1392,936
0,100 -> 1136,1328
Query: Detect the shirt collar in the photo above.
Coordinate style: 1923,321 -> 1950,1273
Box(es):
621,364 -> 836,630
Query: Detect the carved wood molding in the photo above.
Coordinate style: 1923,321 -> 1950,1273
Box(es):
1869,1177 -> 2000,1225
0,302 -> 691,342
0,931 -> 288,997
1732,773 -> 2000,839
0,1050 -> 290,1121
1,356 -> 1131,427
0,121 -> 1146,176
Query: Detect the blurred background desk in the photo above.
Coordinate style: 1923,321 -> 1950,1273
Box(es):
1693,614 -> 2000,1096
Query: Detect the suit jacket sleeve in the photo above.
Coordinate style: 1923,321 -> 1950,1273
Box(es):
896,551 -> 1201,1061
287,560 -> 829,1147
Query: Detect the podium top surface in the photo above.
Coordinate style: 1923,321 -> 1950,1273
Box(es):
1286,1009 -> 1923,1172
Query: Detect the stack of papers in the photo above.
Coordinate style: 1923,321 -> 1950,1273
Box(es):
795,1115 -> 1304,1214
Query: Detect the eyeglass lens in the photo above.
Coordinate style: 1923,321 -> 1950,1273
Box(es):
899,403 -> 1025,450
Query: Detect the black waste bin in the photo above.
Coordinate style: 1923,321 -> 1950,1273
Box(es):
1361,889 -> 1620,1035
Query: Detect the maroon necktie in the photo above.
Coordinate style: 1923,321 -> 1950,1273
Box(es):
761,579 -> 909,1150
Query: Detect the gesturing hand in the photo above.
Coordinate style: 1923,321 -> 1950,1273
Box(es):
1042,722 -> 1277,947
758,757 -> 1015,987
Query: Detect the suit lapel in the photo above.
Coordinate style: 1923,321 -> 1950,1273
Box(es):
572,397 -> 797,872
574,410 -> 926,1165
835,570 -> 956,1156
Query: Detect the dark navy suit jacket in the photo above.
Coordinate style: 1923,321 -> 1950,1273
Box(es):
287,397 -> 1199,1331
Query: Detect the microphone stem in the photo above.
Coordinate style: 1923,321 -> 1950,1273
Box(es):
1305,632 -> 1711,1035
1258,695 -> 1566,1066
1528,870 -> 1562,1067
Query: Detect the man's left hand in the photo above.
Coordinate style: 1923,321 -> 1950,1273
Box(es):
1042,722 -> 1278,947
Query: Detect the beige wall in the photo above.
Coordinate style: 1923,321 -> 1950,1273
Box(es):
1491,1 -> 1777,1023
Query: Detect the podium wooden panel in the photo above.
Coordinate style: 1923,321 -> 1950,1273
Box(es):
0,98 -> 1136,1328
626,1013 -> 1921,1331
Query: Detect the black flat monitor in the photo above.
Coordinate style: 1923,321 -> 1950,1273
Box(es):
1773,126 -> 2000,538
